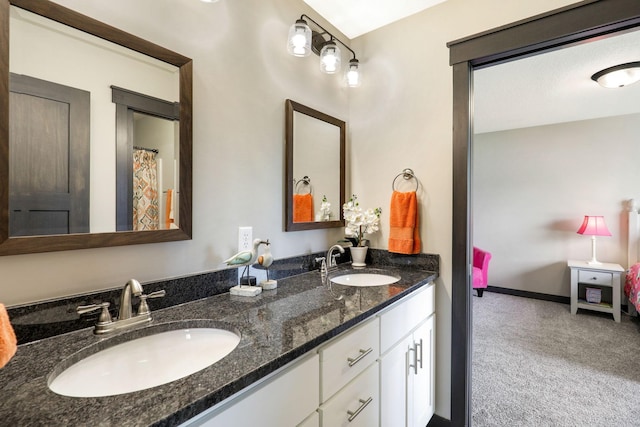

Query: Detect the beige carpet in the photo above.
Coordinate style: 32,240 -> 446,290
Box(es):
472,292 -> 640,426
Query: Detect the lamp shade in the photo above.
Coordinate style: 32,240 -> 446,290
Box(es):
576,215 -> 611,236
287,19 -> 312,57
320,41 -> 341,74
345,58 -> 361,87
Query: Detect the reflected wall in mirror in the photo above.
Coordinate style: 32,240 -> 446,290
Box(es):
0,0 -> 193,255
285,99 -> 345,231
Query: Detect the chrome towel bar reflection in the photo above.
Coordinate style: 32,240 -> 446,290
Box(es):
294,176 -> 312,194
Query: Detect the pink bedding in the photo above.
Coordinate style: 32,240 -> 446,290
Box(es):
624,263 -> 640,311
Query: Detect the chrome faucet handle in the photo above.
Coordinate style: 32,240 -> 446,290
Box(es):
137,290 -> 166,316
77,302 -> 112,325
315,257 -> 328,284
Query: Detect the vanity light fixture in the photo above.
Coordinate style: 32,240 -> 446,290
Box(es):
287,14 -> 362,87
345,59 -> 361,87
591,61 -> 640,88
320,40 -> 341,74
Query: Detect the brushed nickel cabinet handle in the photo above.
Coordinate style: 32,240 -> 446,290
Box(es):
347,347 -> 373,367
417,338 -> 423,370
408,345 -> 417,375
347,397 -> 372,422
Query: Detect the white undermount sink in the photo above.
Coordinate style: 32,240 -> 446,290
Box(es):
330,271 -> 401,287
48,322 -> 240,397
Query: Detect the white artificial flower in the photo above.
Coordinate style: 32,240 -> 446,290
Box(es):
342,195 -> 381,246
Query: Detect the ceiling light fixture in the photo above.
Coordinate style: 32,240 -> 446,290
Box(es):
287,14 -> 361,87
591,61 -> 640,88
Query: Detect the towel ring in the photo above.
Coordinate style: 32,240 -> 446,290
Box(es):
392,168 -> 419,191
295,176 -> 312,194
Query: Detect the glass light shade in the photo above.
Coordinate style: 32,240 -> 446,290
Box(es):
591,62 -> 640,88
287,19 -> 312,57
320,41 -> 341,74
345,59 -> 361,87
576,215 -> 611,236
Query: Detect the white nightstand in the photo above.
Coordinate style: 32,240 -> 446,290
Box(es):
568,260 -> 624,322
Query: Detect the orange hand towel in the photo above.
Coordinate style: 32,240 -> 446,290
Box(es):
388,191 -> 421,254
293,193 -> 313,223
0,304 -> 17,369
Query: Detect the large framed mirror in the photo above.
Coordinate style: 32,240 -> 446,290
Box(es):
0,0 -> 192,255
285,99 -> 345,231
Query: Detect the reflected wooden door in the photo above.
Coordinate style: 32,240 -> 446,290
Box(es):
9,74 -> 90,236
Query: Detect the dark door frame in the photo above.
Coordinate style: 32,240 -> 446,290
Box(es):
447,1 -> 640,425
112,86 -> 180,231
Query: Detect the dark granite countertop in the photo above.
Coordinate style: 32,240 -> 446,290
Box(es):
0,265 -> 437,426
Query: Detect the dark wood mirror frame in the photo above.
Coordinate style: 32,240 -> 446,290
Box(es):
285,99 -> 345,232
448,1 -> 640,424
0,0 -> 193,255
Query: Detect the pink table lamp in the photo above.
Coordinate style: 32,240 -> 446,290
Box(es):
576,215 -> 611,265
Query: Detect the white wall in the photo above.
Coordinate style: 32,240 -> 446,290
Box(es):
473,113 -> 640,296
2,0 -> 350,306
2,0 -> 582,421
349,0 -> 578,418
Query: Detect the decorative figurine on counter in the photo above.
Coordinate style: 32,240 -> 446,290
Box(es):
256,241 -> 277,290
225,238 -> 269,296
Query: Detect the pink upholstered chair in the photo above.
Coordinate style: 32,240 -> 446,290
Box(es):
473,246 -> 492,297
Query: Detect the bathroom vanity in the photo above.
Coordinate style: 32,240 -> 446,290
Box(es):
185,282 -> 435,427
0,264 -> 437,426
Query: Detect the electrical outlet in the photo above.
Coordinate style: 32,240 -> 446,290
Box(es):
238,226 -> 252,252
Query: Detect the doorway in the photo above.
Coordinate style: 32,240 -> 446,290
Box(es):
448,2 -> 640,426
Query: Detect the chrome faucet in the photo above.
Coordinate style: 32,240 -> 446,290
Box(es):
118,279 -> 144,320
326,244 -> 345,268
316,244 -> 344,285
77,279 -> 165,335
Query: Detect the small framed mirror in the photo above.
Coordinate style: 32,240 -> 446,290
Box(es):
285,99 -> 345,231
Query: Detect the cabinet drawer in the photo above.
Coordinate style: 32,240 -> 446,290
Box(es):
188,353 -> 319,426
578,270 -> 612,286
320,317 -> 379,401
319,362 -> 379,427
380,284 -> 434,353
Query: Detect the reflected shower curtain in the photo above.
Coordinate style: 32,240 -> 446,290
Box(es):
133,149 -> 159,230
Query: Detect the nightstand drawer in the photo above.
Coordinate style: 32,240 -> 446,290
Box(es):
578,270 -> 612,286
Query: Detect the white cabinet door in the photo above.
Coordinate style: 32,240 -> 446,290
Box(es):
184,353 -> 319,427
380,334 -> 412,427
380,284 -> 434,353
408,315 -> 435,427
319,362 -> 379,427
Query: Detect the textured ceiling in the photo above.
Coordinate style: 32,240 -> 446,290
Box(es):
474,28 -> 640,134
302,0 -> 447,39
